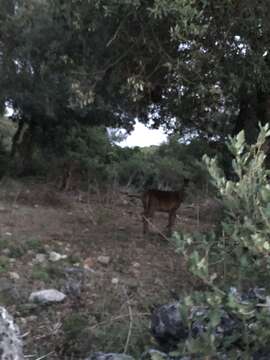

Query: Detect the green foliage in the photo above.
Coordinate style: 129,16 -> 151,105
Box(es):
175,124 -> 270,288
0,116 -> 15,176
61,313 -> 91,356
25,238 -> 45,253
92,316 -> 150,358
1,0 -> 270,160
171,124 -> 270,358
61,311 -> 150,358
7,244 -> 25,258
171,289 -> 270,358
56,124 -> 112,184
110,136 -> 224,191
31,265 -> 50,282
0,116 -> 16,151
0,255 -> 9,272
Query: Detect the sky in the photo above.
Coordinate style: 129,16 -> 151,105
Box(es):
5,106 -> 167,148
119,120 -> 167,147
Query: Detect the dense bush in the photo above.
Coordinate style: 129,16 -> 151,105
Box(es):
0,116 -> 229,196
170,124 -> 270,358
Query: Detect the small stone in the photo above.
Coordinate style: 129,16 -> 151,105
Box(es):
85,353 -> 135,360
29,289 -> 66,304
9,272 -> 20,281
26,315 -> 38,322
124,278 -> 139,290
0,206 -> 6,212
151,302 -> 188,351
64,279 -> 81,298
97,256 -> 110,265
84,257 -> 95,269
131,268 -> 140,278
0,278 -> 13,292
49,251 -> 67,262
112,277 -> 119,285
33,253 -> 47,264
2,248 -> 11,256
141,349 -> 170,360
4,232 -> 12,236
132,262 -> 140,268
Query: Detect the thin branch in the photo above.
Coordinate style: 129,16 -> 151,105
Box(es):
142,215 -> 170,242
35,352 -> 55,360
122,286 -> 133,354
106,11 -> 134,48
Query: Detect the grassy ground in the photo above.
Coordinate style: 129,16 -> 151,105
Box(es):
0,178 -> 215,359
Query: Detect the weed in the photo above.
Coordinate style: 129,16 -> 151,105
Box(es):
25,238 -> 45,252
0,255 -> 9,272
60,313 -> 92,357
31,265 -> 50,282
112,231 -> 129,243
0,238 -> 9,250
96,208 -> 112,225
8,244 -> 25,258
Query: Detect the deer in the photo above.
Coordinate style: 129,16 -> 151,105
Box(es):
142,178 -> 190,236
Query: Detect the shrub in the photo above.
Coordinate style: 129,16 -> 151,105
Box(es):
170,124 -> 270,357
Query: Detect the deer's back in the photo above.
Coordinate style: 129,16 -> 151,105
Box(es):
143,189 -> 184,212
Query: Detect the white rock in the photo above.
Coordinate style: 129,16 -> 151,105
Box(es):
29,289 -> 66,304
97,255 -> 110,265
9,272 -> 20,281
0,306 -> 24,359
33,253 -> 47,264
111,277 -> 119,285
49,251 -> 67,262
2,248 -> 11,256
4,232 -> 12,236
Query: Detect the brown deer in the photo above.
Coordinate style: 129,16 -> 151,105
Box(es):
142,178 -> 190,236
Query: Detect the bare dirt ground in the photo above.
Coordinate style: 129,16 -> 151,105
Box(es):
0,179 -> 216,359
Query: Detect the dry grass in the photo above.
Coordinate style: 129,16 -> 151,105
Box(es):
0,179 -> 216,359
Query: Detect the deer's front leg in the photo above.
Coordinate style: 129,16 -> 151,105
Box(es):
142,211 -> 149,234
143,208 -> 154,234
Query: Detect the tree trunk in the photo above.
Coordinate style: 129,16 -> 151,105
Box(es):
234,89 -> 270,166
11,120 -> 35,175
233,92 -> 258,144
10,119 -> 27,158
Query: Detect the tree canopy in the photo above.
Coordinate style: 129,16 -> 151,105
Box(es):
1,0 -> 270,154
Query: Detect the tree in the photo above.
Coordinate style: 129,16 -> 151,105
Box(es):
0,0 -> 175,167
2,0 -> 270,170
149,0 -> 270,142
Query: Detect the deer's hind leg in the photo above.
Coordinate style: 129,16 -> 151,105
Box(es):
167,209 -> 177,236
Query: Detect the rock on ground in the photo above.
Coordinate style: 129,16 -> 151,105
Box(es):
141,349 -> 169,360
85,352 -> 135,360
29,289 -> 66,304
0,306 -> 24,359
151,302 -> 188,351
